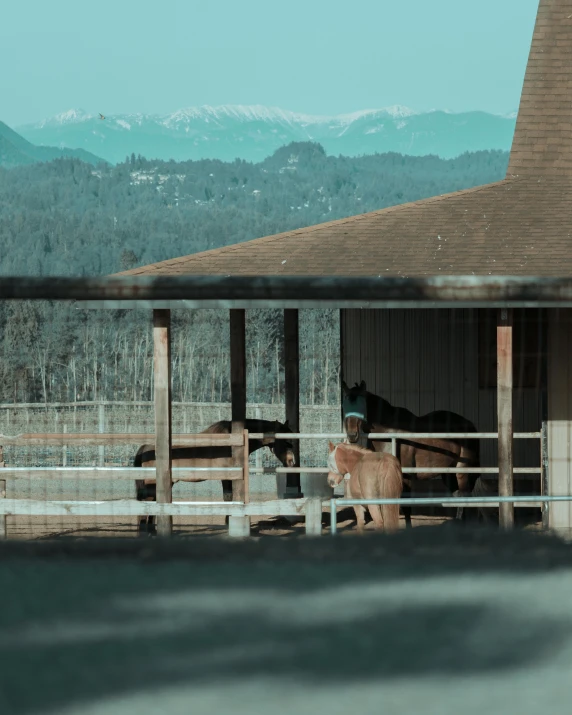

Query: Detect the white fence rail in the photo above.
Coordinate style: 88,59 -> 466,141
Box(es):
0,427 -> 547,539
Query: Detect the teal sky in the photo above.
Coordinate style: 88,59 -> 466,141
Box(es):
2,0 -> 539,127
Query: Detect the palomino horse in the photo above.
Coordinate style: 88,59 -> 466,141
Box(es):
134,418 -> 296,534
327,441 -> 403,533
342,380 -> 491,524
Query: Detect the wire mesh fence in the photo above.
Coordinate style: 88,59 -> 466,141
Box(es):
0,400 -> 341,539
0,301 -> 555,539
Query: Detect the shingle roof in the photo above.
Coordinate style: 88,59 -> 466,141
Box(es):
121,0 -> 572,279
508,1 -> 572,176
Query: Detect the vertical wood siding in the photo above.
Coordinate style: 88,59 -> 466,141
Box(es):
341,309 -> 543,501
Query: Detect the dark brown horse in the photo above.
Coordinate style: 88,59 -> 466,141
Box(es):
342,380 -> 492,524
134,418 -> 296,534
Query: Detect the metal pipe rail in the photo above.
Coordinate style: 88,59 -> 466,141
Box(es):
251,467 -> 541,474
249,432 -> 542,439
329,495 -> 572,535
250,430 -> 544,479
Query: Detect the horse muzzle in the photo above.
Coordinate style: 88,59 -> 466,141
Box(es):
327,472 -> 343,488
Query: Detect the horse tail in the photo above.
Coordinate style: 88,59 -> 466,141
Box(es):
458,424 -> 480,491
201,420 -> 231,434
133,445 -> 154,503
133,445 -> 145,468
380,455 -> 403,532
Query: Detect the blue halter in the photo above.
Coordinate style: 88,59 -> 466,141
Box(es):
342,395 -> 367,421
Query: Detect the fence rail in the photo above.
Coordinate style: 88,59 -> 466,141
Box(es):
0,427 -> 548,539
0,433 -> 244,447
329,495 -> 568,535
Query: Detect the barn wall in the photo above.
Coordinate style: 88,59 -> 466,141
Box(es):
341,309 -> 543,500
547,309 -> 572,533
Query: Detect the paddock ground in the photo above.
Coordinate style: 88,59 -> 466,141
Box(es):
4,510 -> 544,541
4,510 -> 451,540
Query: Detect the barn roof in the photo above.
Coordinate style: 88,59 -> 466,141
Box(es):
121,0 -> 572,279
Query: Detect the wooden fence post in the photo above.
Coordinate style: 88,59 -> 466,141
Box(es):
0,446 -> 5,539
305,497 -> 323,536
98,403 -> 105,467
62,424 -> 67,467
228,422 -> 250,537
498,308 -> 514,529
153,309 -> 172,537
541,420 -> 549,530
243,429 -> 250,505
228,310 -> 246,506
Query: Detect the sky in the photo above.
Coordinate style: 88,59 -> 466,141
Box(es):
1,0 -> 540,128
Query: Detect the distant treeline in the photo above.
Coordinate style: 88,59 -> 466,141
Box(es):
0,142 -> 509,404
0,141 -> 509,276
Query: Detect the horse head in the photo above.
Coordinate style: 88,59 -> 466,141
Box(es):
341,379 -> 368,443
327,440 -> 345,487
270,419 -> 296,468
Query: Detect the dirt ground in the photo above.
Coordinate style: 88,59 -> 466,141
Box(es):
5,508 -> 543,541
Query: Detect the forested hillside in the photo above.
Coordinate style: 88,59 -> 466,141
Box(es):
0,143 -> 509,405
0,142 -> 509,276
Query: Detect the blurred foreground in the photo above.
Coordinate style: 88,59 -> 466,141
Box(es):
0,526 -> 570,715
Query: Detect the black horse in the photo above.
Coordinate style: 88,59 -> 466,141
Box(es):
342,380 -> 495,526
134,418 -> 296,534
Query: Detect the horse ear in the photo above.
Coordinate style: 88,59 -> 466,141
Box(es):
359,380 -> 366,390
284,419 -> 290,428
328,441 -> 335,452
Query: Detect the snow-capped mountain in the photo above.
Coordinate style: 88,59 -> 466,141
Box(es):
17,104 -> 516,165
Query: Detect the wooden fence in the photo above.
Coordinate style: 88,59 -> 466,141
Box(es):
0,431 -> 325,538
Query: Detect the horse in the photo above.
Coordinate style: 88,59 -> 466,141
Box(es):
341,380 -> 492,525
327,441 -> 403,533
134,418 -> 296,534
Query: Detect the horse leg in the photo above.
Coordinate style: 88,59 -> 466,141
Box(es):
453,470 -> 479,524
135,480 -> 157,536
402,478 -> 412,529
353,505 -> 366,532
135,479 -> 147,534
441,472 -> 464,521
222,479 -> 233,527
147,483 -> 157,535
367,503 -> 385,532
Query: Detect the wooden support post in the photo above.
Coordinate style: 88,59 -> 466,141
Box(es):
243,429 -> 250,504
0,446 -> 5,539
284,309 -> 302,498
230,310 -> 246,422
541,421 -> 549,531
305,497 -> 323,536
227,310 -> 246,505
231,422 -> 246,503
153,309 -> 173,537
498,308 -> 514,529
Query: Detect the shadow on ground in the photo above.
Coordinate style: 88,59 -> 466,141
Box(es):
0,526 -> 571,714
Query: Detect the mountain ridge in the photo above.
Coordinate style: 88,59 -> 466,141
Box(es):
16,104 -> 517,165
0,120 -> 104,168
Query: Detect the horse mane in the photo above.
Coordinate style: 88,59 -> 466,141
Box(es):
338,442 -> 372,455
